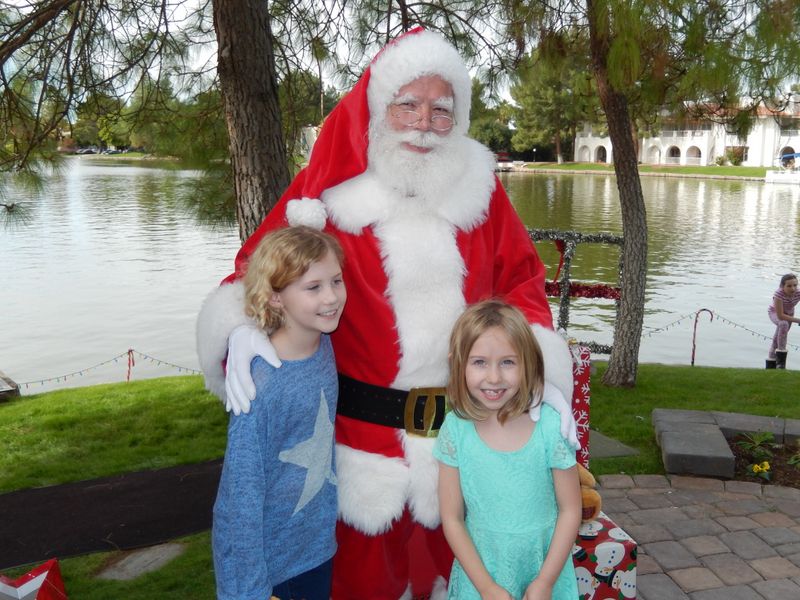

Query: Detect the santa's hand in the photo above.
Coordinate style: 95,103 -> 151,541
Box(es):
540,381 -> 580,449
224,325 -> 282,415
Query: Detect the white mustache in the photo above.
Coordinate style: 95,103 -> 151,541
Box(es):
396,129 -> 446,150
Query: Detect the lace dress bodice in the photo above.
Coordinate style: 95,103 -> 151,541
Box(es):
433,404 -> 578,599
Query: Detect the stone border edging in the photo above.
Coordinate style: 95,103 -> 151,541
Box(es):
652,408 -> 800,479
597,472 -> 800,502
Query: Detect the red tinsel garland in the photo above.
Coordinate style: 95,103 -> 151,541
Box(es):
545,281 -> 620,300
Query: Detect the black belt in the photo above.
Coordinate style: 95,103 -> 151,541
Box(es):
337,374 -> 448,437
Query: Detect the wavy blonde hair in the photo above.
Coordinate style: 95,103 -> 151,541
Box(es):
447,300 -> 544,424
243,226 -> 344,332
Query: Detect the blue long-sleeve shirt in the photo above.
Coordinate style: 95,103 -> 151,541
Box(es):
212,335 -> 338,600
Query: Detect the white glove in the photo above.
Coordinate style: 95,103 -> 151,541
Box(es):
224,324 -> 282,415
537,381 -> 580,449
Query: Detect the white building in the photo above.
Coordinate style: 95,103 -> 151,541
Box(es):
575,101 -> 800,168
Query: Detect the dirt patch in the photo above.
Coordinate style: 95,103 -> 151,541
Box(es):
730,433 -> 800,489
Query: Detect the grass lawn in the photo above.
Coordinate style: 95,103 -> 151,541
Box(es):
1,532 -> 217,600
1,364 -> 798,595
0,376 -> 227,494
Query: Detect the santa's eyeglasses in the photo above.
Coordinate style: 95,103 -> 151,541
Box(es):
390,108 -> 455,132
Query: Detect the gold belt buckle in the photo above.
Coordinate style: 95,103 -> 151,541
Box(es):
404,387 -> 447,438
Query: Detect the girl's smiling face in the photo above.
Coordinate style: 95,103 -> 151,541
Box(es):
270,250 -> 347,338
783,278 -> 798,295
464,326 -> 521,415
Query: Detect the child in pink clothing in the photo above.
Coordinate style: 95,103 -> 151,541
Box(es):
767,273 -> 800,369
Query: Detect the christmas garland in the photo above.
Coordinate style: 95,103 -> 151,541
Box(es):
529,228 -> 623,347
544,281 -> 621,300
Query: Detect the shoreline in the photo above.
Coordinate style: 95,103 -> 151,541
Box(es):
517,167 -> 766,182
499,163 -> 768,182
85,153 -> 771,182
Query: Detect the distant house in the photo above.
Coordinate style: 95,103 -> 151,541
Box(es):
575,99 -> 800,168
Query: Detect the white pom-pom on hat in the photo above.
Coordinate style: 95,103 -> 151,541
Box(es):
286,197 -> 327,229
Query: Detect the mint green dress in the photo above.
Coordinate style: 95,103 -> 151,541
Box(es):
433,404 -> 578,600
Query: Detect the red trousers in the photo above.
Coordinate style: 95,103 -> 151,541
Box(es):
331,509 -> 454,600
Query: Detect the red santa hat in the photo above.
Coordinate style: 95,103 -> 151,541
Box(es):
286,28 -> 472,228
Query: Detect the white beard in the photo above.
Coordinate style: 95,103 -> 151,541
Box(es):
367,120 -> 470,200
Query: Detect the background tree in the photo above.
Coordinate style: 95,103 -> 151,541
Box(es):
72,92 -> 125,148
278,69 -> 339,163
0,0 -> 344,241
468,79 -> 513,152
510,41 -> 599,163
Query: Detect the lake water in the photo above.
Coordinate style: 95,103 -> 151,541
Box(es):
3,159 -> 800,395
2,158 -> 240,394
505,173 -> 800,370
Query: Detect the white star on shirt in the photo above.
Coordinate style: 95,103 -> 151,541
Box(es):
278,389 -> 337,515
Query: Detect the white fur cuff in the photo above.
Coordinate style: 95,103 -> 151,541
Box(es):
336,444 -> 409,535
532,325 -> 574,403
195,281 -> 252,400
401,433 -> 441,528
286,197 -> 327,229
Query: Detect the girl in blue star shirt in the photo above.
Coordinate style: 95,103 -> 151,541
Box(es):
212,226 -> 347,600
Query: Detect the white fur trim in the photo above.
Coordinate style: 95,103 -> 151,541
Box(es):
368,30 -> 472,136
336,444 -> 409,535
196,281 -> 253,400
400,433 -> 441,528
431,576 -> 448,600
322,173 -> 391,233
323,140 -> 494,235
377,210 -> 465,389
286,197 -> 327,229
398,584 -> 413,600
436,140 -> 496,231
323,148 -> 497,391
532,325 -> 574,403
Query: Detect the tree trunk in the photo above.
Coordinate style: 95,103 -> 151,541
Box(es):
554,131 -> 563,163
588,0 -> 647,387
212,0 -> 290,242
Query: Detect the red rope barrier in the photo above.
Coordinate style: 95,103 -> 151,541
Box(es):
126,348 -> 135,381
691,309 -> 714,366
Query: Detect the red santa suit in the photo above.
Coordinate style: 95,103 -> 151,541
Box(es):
197,28 -> 574,600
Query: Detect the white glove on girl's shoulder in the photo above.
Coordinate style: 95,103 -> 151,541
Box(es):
224,325 -> 282,415
531,381 -> 580,449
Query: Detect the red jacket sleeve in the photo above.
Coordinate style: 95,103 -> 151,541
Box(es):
494,183 -> 553,328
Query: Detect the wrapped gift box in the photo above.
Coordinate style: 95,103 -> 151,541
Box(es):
0,559 -> 67,600
571,344 -> 592,469
570,347 -> 637,599
573,513 -> 637,599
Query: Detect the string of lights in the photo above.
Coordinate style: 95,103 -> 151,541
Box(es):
16,308 -> 797,389
641,312 -> 701,337
643,309 -> 800,351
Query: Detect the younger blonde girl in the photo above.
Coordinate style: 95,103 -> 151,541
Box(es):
434,300 -> 581,600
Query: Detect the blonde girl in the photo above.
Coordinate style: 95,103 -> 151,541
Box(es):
434,300 -> 581,600
213,226 -> 346,600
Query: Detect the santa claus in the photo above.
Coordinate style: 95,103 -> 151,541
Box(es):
197,28 -> 577,600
